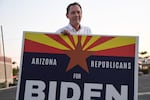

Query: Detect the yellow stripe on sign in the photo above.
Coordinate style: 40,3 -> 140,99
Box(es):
81,36 -> 87,46
25,32 -> 70,50
89,37 -> 136,51
60,35 -> 75,50
72,35 -> 78,46
83,36 -> 101,50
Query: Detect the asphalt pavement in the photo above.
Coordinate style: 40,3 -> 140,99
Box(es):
138,73 -> 150,100
0,86 -> 16,100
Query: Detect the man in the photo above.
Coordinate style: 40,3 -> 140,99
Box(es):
56,2 -> 91,35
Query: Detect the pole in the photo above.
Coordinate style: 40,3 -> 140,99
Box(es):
0,25 -> 8,88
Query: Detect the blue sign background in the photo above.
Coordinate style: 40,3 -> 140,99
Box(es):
18,52 -> 135,100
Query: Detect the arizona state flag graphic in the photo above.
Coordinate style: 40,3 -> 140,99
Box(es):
17,32 -> 138,100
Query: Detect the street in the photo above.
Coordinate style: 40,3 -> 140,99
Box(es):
138,73 -> 150,100
0,86 -> 16,100
0,74 -> 150,100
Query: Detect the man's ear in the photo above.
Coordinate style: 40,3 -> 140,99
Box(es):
66,14 -> 69,19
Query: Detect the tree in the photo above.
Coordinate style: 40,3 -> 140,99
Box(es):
140,51 -> 147,55
139,51 -> 150,74
12,61 -> 19,76
13,68 -> 19,76
139,51 -> 149,60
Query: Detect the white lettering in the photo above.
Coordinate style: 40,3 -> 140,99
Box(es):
23,80 -> 128,100
90,60 -> 132,70
31,57 -> 57,66
24,80 -> 45,100
48,81 -> 57,100
106,84 -> 128,100
60,82 -> 81,100
84,83 -> 102,100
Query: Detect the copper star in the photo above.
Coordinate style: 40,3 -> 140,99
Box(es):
64,38 -> 93,73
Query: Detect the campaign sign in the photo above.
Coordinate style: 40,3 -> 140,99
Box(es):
16,32 -> 138,100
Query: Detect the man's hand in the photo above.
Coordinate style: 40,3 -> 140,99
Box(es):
61,30 -> 71,36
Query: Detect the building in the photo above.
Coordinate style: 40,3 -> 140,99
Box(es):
0,56 -> 13,84
0,36 -> 13,84
0,26 -> 13,86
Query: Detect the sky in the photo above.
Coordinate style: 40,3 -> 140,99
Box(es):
0,0 -> 150,66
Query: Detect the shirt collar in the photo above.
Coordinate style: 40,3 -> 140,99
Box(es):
68,23 -> 82,32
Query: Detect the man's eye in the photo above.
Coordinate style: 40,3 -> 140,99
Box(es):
71,12 -> 75,14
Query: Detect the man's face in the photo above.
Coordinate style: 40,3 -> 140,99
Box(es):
66,5 -> 82,26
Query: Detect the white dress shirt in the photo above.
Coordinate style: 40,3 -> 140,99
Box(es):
56,24 -> 92,35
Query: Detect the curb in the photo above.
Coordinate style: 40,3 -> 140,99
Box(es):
0,86 -> 17,91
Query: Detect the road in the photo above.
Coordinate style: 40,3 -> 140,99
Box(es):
0,74 -> 150,100
138,73 -> 150,100
0,86 -> 16,100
